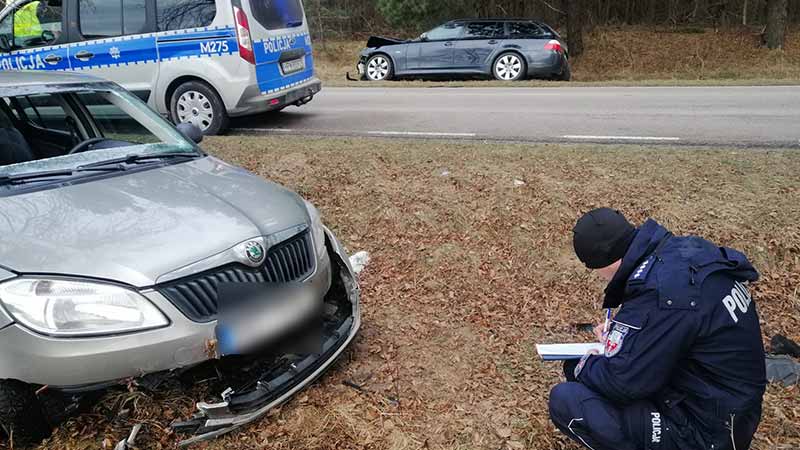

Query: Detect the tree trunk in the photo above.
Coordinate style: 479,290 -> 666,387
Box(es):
765,0 -> 788,49
563,0 -> 585,57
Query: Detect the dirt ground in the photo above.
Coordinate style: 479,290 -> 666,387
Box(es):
314,26 -> 800,86
18,137 -> 800,450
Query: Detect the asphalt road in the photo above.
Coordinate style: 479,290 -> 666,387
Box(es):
230,86 -> 800,147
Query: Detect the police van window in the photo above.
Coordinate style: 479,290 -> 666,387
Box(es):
249,0 -> 304,30
508,22 -> 548,39
79,0 -> 146,38
1,0 -> 63,50
156,0 -> 216,31
464,22 -> 505,39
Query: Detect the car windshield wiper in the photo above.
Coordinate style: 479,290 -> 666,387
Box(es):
0,165 -> 127,186
78,152 -> 202,170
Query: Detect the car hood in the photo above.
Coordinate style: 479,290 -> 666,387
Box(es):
0,156 -> 309,287
366,35 -> 409,48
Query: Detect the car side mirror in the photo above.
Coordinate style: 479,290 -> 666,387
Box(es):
0,36 -> 11,53
419,32 -> 428,41
177,122 -> 203,144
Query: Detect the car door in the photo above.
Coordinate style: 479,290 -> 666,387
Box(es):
66,0 -> 158,102
453,21 -> 505,70
0,0 -> 71,73
406,21 -> 464,71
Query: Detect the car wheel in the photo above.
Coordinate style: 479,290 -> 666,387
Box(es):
493,52 -> 526,81
366,54 -> 393,81
558,60 -> 572,81
170,81 -> 229,136
0,380 -> 50,446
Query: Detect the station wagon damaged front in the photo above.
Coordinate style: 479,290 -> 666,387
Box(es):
0,72 -> 359,446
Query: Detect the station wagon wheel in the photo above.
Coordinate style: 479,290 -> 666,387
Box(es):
170,80 -> 229,136
366,54 -> 393,81
493,52 -> 526,81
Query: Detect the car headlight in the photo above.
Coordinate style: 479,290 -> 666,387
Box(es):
0,278 -> 168,337
304,200 -> 326,259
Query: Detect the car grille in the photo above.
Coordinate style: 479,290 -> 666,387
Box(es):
158,231 -> 314,322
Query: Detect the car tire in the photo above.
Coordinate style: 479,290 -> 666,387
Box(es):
493,52 -> 526,81
0,380 -> 50,446
365,54 -> 393,81
170,81 -> 229,136
557,60 -> 572,81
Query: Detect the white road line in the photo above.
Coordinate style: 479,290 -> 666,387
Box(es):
233,128 -> 295,133
562,135 -> 681,141
368,130 -> 477,137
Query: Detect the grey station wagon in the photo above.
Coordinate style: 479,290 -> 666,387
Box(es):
355,18 -> 570,82
0,71 -> 360,446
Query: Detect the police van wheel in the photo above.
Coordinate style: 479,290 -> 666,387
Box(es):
0,380 -> 51,446
170,81 -> 229,136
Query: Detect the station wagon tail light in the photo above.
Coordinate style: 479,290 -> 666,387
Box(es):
0,278 -> 168,337
544,40 -> 564,53
234,6 -> 255,64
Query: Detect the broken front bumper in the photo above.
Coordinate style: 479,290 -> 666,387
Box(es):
170,237 -> 361,446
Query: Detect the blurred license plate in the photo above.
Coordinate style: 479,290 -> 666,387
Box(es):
282,58 -> 305,74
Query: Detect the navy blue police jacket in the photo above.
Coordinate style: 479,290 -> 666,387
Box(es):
575,219 -> 767,449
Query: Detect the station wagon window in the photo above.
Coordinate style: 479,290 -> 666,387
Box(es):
250,0 -> 304,30
79,0 -> 147,38
508,22 -> 549,39
425,22 -> 464,41
156,0 -> 216,31
464,22 -> 505,39
15,94 -> 70,133
0,0 -> 63,50
77,93 -> 159,144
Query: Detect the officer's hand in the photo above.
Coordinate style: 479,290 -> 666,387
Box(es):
593,323 -> 606,342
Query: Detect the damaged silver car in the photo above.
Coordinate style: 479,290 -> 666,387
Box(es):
0,71 -> 360,446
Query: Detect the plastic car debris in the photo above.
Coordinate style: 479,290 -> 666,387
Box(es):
765,354 -> 800,386
113,423 -> 141,450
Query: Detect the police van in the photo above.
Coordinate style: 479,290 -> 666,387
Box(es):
0,0 -> 321,134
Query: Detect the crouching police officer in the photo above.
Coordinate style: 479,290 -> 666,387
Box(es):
549,208 -> 766,450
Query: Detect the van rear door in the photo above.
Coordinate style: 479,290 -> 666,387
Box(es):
236,0 -> 314,95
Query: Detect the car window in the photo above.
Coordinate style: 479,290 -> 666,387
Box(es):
464,22 -> 506,39
425,22 -> 465,41
79,0 -> 147,38
78,93 -> 159,144
508,21 -> 549,39
15,94 -> 70,133
250,0 -> 304,30
0,0 -> 63,50
156,0 -> 216,31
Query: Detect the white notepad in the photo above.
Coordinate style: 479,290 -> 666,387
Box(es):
536,343 -> 604,361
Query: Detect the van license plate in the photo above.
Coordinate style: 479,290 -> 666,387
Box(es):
281,58 -> 305,74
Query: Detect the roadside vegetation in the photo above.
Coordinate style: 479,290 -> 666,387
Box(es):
27,136 -> 800,450
314,26 -> 800,86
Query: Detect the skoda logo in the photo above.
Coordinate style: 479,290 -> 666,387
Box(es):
244,241 -> 265,264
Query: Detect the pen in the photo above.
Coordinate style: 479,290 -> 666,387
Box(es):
602,308 -> 612,339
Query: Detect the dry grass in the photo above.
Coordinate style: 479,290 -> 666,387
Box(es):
314,26 -> 800,87
13,137 -> 800,450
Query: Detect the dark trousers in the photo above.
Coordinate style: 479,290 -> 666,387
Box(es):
548,382 -> 676,450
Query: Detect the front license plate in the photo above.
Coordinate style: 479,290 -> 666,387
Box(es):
281,58 -> 306,74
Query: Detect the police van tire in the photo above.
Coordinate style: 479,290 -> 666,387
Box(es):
170,81 -> 229,136
0,380 -> 50,445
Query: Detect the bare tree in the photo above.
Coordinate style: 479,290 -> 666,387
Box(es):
765,0 -> 788,48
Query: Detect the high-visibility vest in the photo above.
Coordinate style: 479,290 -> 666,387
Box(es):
14,2 -> 42,39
